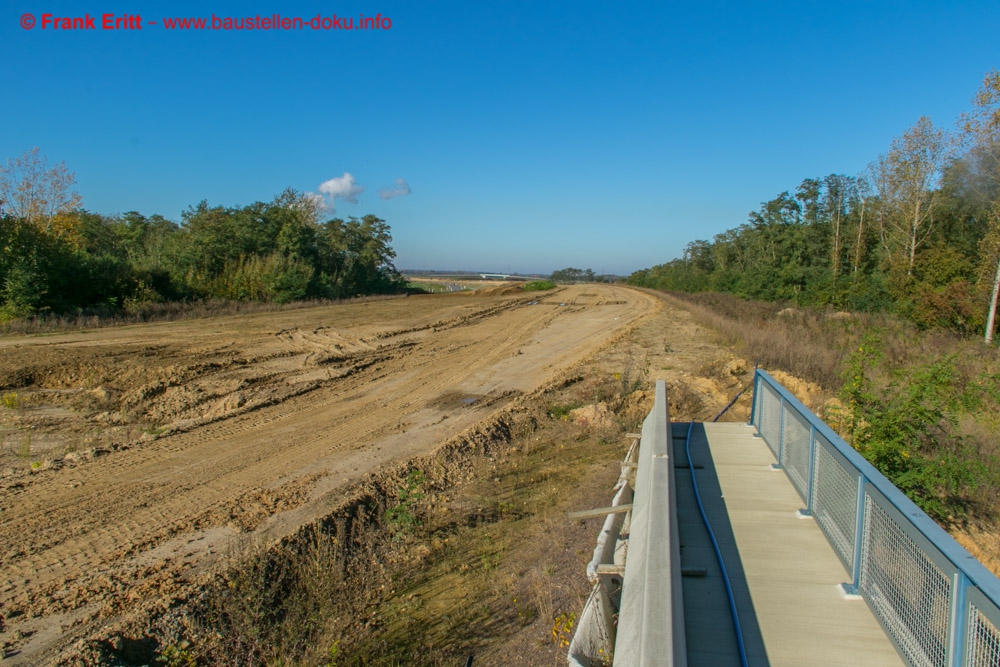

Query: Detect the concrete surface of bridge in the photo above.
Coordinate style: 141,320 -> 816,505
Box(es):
675,421 -> 904,666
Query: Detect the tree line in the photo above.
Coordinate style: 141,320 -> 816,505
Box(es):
549,267 -> 615,283
0,151 -> 406,321
629,71 -> 1000,343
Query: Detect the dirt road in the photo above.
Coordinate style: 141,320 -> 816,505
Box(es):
0,284 -> 657,663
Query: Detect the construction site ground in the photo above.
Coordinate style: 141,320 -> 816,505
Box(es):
0,284 -> 773,664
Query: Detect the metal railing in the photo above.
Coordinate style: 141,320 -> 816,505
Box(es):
750,369 -> 1000,667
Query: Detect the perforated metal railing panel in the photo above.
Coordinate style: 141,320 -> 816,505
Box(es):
753,376 -> 765,433
861,492 -> 951,667
968,601 -> 1000,667
810,434 -> 858,572
760,382 -> 781,459
780,406 -> 810,501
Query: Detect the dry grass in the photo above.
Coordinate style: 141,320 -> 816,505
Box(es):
954,528 -> 1000,576
658,291 -> 861,389
659,290 -> 1000,400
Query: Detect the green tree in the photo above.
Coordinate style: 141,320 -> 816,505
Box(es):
1,256 -> 45,320
550,267 -> 597,283
337,215 -> 404,296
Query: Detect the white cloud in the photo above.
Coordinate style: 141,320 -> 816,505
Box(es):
314,172 -> 364,212
379,178 -> 412,200
302,191 -> 325,210
297,191 -> 326,221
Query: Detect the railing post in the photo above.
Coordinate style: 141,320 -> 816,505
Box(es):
771,396 -> 785,470
947,572 -> 969,667
846,476 -> 867,595
748,370 -> 760,429
802,425 -> 816,516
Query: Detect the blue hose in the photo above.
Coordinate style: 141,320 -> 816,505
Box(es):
712,382 -> 753,423
684,420 -> 749,667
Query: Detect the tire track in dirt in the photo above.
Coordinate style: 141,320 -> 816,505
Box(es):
0,285 -> 655,664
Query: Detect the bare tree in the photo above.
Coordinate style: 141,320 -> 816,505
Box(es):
960,70 -> 1000,344
868,117 -> 949,274
0,147 -> 82,232
852,175 -> 872,277
984,228 -> 1000,345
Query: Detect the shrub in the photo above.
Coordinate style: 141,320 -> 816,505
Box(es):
840,331 -> 985,522
385,469 -> 427,535
207,253 -> 314,303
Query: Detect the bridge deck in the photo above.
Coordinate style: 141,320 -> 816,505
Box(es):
674,421 -> 904,666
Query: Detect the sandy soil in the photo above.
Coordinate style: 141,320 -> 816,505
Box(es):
0,285 -> 656,663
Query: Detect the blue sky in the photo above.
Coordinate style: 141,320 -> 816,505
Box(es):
3,1 -> 998,275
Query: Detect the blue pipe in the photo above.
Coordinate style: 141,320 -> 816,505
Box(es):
684,421 -> 749,667
712,382 -> 753,423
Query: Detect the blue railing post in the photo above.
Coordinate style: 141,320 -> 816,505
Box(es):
802,425 -> 816,516
947,572 -> 969,667
846,476 -> 868,595
771,396 -> 785,470
749,371 -> 760,429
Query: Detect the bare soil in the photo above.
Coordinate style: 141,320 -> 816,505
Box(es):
0,285 -> 662,663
